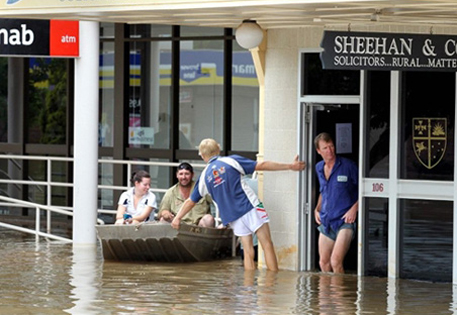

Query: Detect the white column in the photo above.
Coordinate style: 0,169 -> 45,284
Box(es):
73,21 -> 99,245
388,71 -> 400,278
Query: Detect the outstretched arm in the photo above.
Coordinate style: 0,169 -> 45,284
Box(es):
255,155 -> 306,172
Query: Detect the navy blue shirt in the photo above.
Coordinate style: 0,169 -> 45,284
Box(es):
316,156 -> 358,233
191,155 -> 259,225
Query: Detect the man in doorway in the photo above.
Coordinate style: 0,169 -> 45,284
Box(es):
171,138 -> 306,271
314,132 -> 358,274
158,162 -> 215,227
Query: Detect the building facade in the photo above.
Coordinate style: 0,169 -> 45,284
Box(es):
0,1 -> 456,283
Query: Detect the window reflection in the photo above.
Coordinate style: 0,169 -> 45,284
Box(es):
27,160 -> 46,204
129,41 -> 172,149
231,41 -> 259,151
0,58 -> 7,143
400,72 -> 455,180
400,199 -> 452,282
302,53 -> 360,95
180,26 -> 224,37
129,24 -> 172,38
99,41 -> 114,147
365,71 -> 390,178
28,58 -> 67,144
100,22 -> 114,39
98,157 -> 113,213
179,40 -> 224,149
364,197 -> 388,277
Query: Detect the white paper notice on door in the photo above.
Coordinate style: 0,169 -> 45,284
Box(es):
336,123 -> 352,154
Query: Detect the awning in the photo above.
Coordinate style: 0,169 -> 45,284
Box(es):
3,1 -> 457,30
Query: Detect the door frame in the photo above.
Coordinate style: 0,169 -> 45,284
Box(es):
297,95 -> 361,271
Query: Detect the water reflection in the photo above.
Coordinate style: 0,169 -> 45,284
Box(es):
65,245 -> 103,314
316,274 -> 356,314
0,228 -> 456,314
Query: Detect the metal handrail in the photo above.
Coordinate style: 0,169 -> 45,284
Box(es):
0,195 -> 73,243
0,154 -> 208,241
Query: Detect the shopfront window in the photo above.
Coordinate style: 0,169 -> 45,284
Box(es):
180,26 -> 224,37
50,160 -> 69,207
400,199 -> 452,282
28,58 -> 67,144
231,41 -> 259,151
302,53 -> 360,95
27,160 -> 46,205
179,40 -> 224,149
365,71 -> 390,178
96,24 -> 257,210
100,22 -> 115,39
99,41 -> 115,147
400,71 -> 455,180
129,24 -> 172,38
129,41 -> 172,149
0,58 -> 6,143
99,157 -> 114,213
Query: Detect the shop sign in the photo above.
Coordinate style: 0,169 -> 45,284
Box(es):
320,31 -> 457,72
129,127 -> 155,145
0,19 -> 78,57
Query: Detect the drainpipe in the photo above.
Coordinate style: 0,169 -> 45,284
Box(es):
73,21 -> 100,245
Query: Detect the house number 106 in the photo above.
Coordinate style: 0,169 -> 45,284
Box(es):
372,183 -> 384,192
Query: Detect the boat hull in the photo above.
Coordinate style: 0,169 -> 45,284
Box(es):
95,222 -> 235,262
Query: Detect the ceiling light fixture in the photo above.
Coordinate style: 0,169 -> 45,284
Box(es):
235,20 -> 264,49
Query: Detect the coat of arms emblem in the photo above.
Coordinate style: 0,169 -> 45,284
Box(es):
412,118 -> 447,169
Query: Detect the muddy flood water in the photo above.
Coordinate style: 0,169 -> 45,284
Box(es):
1,228 -> 456,315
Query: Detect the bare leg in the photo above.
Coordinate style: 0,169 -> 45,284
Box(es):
330,228 -> 353,274
198,214 -> 215,227
318,233 -> 335,272
255,223 -> 278,271
240,235 -> 256,270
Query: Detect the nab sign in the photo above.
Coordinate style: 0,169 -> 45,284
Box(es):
0,19 -> 79,57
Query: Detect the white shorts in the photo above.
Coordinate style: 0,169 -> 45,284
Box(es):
230,204 -> 270,237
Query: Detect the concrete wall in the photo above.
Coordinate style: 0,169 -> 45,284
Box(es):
262,24 -> 457,271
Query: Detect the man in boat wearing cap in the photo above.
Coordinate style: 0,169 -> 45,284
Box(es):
158,162 -> 214,227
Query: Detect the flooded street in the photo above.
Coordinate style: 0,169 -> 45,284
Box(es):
0,228 -> 456,315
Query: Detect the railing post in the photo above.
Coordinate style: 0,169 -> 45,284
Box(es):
35,206 -> 40,242
47,159 -> 52,234
127,164 -> 132,188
